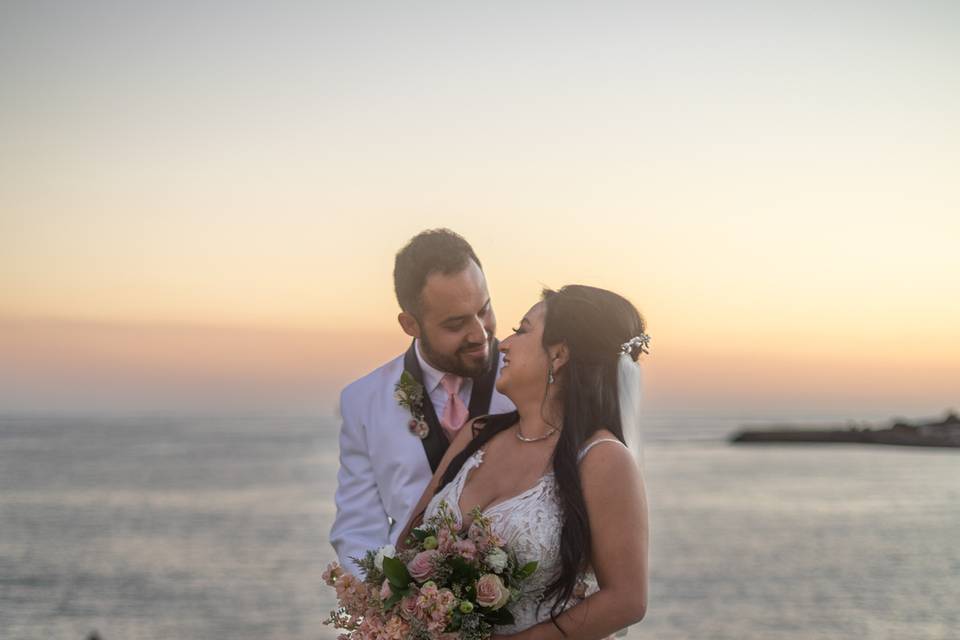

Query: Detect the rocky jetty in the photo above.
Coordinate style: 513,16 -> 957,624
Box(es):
730,410 -> 960,448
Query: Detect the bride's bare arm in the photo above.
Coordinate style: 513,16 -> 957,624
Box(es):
395,418 -> 484,548
504,437 -> 648,640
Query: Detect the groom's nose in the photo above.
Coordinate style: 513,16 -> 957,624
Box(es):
465,316 -> 488,345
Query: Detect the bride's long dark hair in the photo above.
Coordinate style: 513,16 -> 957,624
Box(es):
437,284 -> 646,631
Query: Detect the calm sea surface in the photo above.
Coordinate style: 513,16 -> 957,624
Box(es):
1,412 -> 957,640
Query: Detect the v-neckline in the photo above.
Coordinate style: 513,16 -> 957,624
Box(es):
453,449 -> 554,531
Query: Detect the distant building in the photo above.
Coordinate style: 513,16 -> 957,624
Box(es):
891,422 -> 916,435
917,411 -> 960,444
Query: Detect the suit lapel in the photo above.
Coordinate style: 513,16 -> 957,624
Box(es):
402,338 -> 502,473
403,342 -> 448,473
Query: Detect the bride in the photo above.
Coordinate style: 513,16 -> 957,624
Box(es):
399,285 -> 649,639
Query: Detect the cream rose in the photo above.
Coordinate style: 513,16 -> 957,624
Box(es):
374,544 -> 396,571
475,574 -> 511,610
484,548 -> 508,573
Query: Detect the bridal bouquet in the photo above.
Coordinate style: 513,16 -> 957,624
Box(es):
324,500 -> 537,640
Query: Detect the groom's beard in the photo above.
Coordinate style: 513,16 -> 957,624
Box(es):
420,332 -> 494,379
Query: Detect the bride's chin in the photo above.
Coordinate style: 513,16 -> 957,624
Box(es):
494,375 -> 514,397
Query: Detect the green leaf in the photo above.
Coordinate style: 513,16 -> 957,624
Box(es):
516,561 -> 538,579
448,611 -> 462,631
484,607 -> 515,626
383,589 -> 404,610
400,371 -> 416,387
411,528 -> 430,542
448,556 -> 478,584
382,556 -> 411,590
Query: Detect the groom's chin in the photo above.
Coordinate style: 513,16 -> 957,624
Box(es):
459,350 -> 493,378
458,341 -> 494,377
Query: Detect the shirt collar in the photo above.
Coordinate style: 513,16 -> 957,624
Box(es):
414,339 -> 447,394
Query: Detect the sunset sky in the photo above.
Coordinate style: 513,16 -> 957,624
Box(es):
3,2 -> 958,418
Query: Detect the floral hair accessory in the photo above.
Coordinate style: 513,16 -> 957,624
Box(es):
619,333 -> 651,356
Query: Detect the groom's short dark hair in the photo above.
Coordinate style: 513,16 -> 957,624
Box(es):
394,229 -> 483,316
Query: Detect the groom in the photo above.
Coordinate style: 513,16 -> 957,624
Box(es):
331,229 -> 514,573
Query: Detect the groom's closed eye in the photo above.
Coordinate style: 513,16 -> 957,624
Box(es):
440,315 -> 467,330
441,301 -> 491,331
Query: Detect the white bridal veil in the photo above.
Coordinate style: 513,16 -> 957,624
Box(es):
617,334 -> 649,470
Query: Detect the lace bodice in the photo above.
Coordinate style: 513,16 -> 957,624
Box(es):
423,440 -> 619,633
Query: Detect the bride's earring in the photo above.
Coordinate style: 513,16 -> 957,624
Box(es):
547,364 -> 555,385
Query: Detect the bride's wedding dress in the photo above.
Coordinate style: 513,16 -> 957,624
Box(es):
423,438 -> 623,634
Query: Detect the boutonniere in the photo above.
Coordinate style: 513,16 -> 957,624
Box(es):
395,371 -> 429,439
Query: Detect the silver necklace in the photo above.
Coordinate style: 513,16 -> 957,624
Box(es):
515,424 -> 558,443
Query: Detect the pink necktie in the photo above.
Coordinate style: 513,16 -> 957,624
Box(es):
439,373 -> 469,441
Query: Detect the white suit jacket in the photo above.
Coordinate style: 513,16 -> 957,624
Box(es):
330,342 -> 514,575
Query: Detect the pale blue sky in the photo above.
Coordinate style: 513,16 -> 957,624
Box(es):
2,1 -> 958,415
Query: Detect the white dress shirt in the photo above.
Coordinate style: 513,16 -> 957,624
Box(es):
415,339 -> 473,419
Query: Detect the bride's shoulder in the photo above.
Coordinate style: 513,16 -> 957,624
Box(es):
578,430 -> 644,505
577,430 -> 634,472
585,427 -> 619,442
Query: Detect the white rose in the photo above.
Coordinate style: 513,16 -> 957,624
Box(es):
375,544 -> 396,571
485,548 -> 508,573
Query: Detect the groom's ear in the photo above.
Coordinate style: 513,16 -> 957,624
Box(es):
398,312 -> 422,339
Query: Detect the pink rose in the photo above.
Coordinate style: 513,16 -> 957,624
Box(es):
475,574 -> 511,610
400,593 -> 419,619
453,539 -> 477,561
380,579 -> 392,600
406,549 -> 439,582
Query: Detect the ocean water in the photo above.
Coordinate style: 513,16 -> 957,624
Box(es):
1,412 -> 957,640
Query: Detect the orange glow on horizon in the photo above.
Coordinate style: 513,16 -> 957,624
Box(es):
3,315 -> 956,416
